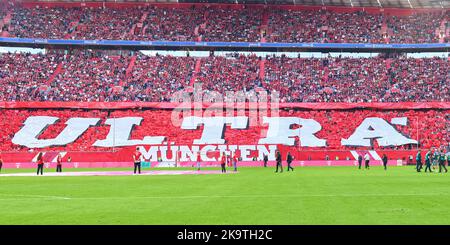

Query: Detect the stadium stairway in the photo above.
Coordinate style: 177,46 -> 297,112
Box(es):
129,24 -> 137,37
0,11 -> 12,37
46,62 -> 64,85
437,19 -> 447,43
446,20 -> 449,42
195,20 -> 208,42
194,26 -> 200,40
198,9 -> 211,40
381,18 -> 389,43
197,23 -> 207,41
259,59 -> 265,80
131,12 -> 148,37
322,67 -> 330,83
259,9 -> 269,43
194,25 -> 202,41
189,59 -> 202,86
125,55 -> 137,78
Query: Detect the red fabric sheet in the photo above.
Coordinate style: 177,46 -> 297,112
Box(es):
1,101 -> 448,110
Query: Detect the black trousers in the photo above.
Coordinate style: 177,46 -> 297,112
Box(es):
424,162 -> 432,172
264,160 -> 267,168
439,161 -> 448,173
365,160 -> 370,169
36,164 -> 43,175
358,160 -> 362,169
416,160 -> 422,172
383,161 -> 387,170
275,162 -> 283,172
0,163 -> 2,173
221,163 -> 226,173
134,162 -> 141,174
287,162 -> 294,171
56,165 -> 62,172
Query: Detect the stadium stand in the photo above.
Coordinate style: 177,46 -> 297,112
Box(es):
1,4 -> 447,43
1,52 -> 448,103
0,1 -> 448,165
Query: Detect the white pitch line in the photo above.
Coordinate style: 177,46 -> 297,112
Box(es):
85,193 -> 449,200
0,192 -> 448,201
0,194 -> 71,200
3,193 -> 446,201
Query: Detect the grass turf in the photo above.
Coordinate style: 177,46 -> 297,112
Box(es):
0,166 -> 449,224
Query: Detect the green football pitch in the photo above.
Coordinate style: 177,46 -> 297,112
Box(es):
0,166 -> 449,224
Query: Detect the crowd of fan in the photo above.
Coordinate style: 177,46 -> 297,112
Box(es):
194,54 -> 262,98
200,8 -> 263,42
8,7 -> 83,39
387,12 -> 445,43
71,8 -> 142,40
139,7 -> 204,41
0,51 -> 448,103
0,50 -> 130,102
267,10 -> 385,43
264,55 -> 448,103
114,53 -> 196,102
2,6 -> 447,43
47,50 -> 130,102
0,52 -> 62,101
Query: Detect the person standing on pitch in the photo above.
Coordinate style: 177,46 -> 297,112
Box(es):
447,153 -> 450,167
133,147 -> 142,175
275,150 -> 283,173
195,152 -> 201,171
432,148 -> 439,170
220,153 -> 226,173
0,155 -> 3,173
416,150 -> 422,172
358,154 -> 363,169
287,152 -> 294,171
382,154 -> 388,170
232,153 -> 238,172
439,150 -> 448,173
56,153 -> 63,173
263,154 -> 268,168
36,152 -> 44,176
424,149 -> 433,173
364,153 -> 370,169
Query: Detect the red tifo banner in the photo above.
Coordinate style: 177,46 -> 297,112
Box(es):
1,101 -> 449,110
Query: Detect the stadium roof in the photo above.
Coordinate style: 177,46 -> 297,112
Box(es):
26,0 -> 449,9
